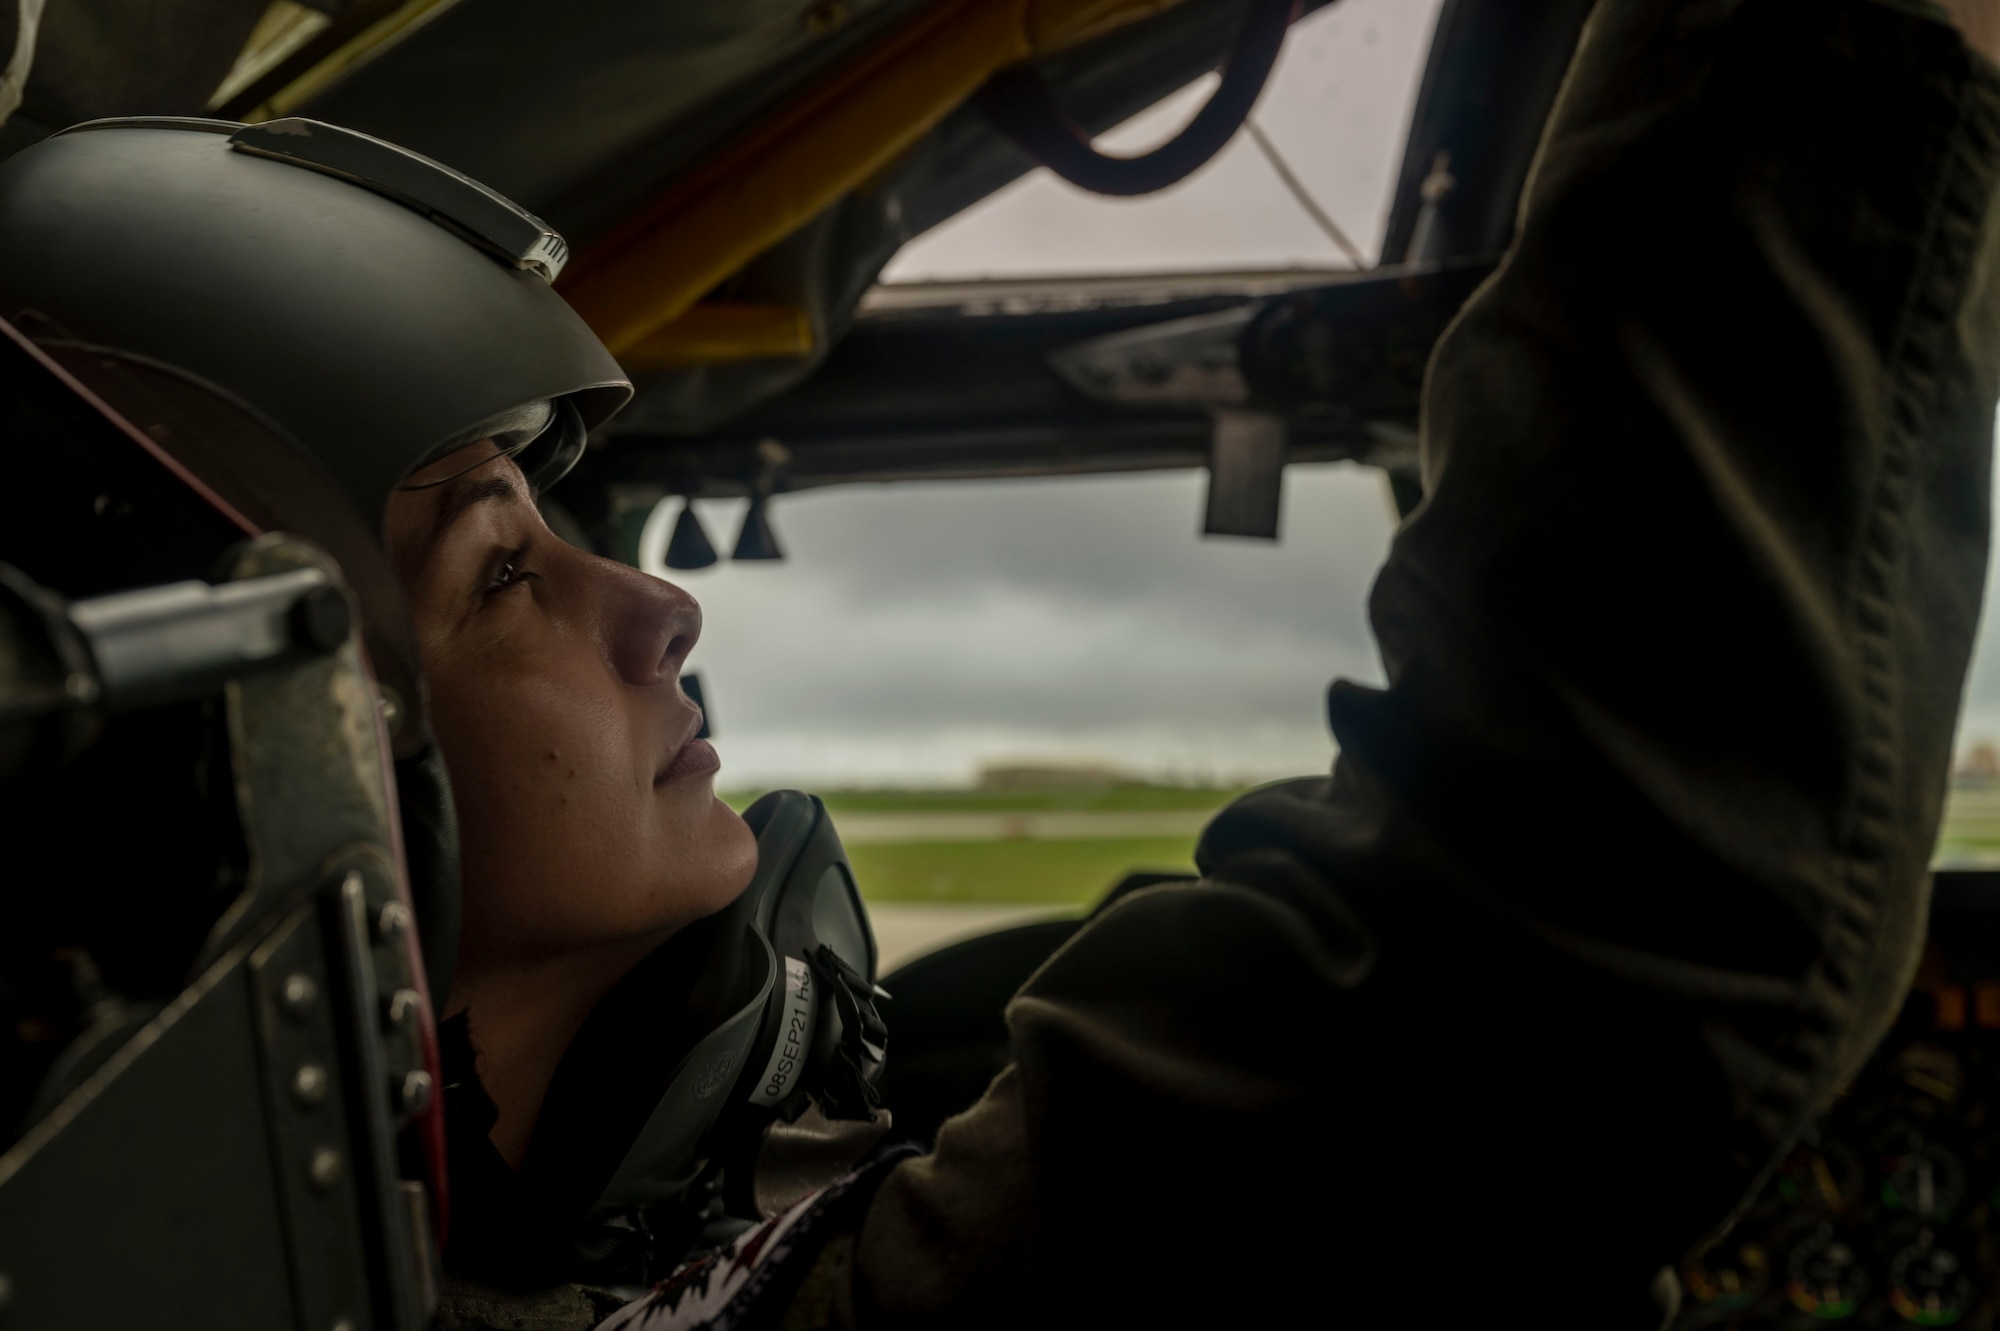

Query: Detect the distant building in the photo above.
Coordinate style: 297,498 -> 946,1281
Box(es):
1956,740 -> 2000,787
976,761 -> 1136,790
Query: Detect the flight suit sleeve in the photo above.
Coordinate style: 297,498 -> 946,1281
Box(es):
595,0 -> 2000,1326
853,0 -> 2000,1322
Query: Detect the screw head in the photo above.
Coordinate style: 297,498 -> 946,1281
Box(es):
398,1069 -> 434,1115
280,973 -> 318,1021
288,584 -> 351,654
292,1063 -> 329,1108
383,987 -> 421,1031
374,901 -> 411,945
307,1146 -> 342,1191
375,683 -> 404,735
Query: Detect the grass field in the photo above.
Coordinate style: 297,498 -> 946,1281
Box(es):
845,836 -> 1200,905
734,786 -> 1249,816
1941,784 -> 2000,864
723,782 -> 2000,908
724,785 -> 1240,907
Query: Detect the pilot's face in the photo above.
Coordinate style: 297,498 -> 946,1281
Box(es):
385,444 -> 756,996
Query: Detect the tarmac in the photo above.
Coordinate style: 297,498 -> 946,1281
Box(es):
844,807 -> 1214,971
870,902 -> 1079,975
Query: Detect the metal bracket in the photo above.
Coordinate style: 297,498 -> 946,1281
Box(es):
212,532 -> 438,1330
250,899 -> 377,1331
1048,306 -> 1253,409
1203,409 -> 1287,540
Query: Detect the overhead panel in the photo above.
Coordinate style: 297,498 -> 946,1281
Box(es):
235,0 -> 931,233
226,0 -> 462,122
0,0 -> 38,128
588,0 -> 1300,438
565,263 -> 1489,511
207,0 -> 463,127
622,304 -> 816,371
1,0 -> 266,145
205,0 -> 1286,390
554,0 -> 1190,359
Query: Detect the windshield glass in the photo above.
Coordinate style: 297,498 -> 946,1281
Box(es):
1941,441 -> 2000,865
885,0 -> 1444,280
652,0 -> 1440,963
655,466 -> 1396,963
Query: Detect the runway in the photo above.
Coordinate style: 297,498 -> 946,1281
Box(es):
869,902 -> 1079,974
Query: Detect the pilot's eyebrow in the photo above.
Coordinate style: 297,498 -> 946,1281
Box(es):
430,473 -> 521,547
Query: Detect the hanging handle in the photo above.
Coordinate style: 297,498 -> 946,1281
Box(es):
975,0 -> 1300,197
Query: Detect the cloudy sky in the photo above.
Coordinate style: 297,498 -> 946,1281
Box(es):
652,0 -> 2000,789
878,0 -> 1441,281
652,464 -> 1398,787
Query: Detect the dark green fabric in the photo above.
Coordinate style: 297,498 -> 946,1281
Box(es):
838,0 -> 2000,1325
435,1274 -> 630,1331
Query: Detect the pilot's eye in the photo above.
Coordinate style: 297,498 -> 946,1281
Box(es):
488,549 -> 537,595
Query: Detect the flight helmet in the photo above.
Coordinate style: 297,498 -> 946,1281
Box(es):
0,121 -> 885,1287
0,115 -> 631,750
0,116 -> 633,998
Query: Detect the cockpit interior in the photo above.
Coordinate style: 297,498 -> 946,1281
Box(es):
2,0 -> 1998,1325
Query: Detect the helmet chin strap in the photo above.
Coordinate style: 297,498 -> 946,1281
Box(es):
512,791 -> 884,1274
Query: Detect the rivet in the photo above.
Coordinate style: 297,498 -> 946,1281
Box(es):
0,1271 -> 13,1309
374,900 -> 412,944
308,1146 -> 342,1191
292,1063 -> 329,1108
375,684 -> 403,734
397,1070 -> 434,1115
383,987 -> 421,1030
332,1320 -> 355,1331
280,973 -> 318,1021
289,584 -> 352,654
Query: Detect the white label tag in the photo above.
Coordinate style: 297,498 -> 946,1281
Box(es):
749,956 -> 817,1108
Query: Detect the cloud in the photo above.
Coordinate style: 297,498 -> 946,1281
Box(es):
651,464 -> 1397,786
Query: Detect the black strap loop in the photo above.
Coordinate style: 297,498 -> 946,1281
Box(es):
975,0 -> 1299,197
809,944 -> 888,1121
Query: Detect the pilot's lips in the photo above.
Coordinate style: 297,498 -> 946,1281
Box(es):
657,737 -> 719,784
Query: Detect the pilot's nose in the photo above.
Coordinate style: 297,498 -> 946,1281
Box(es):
601,556 -> 701,688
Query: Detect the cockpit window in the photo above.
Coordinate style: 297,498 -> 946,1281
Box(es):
638,0 -> 1440,968
654,466 -> 1394,967
1941,425 -> 2000,865
883,0 -> 1446,282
